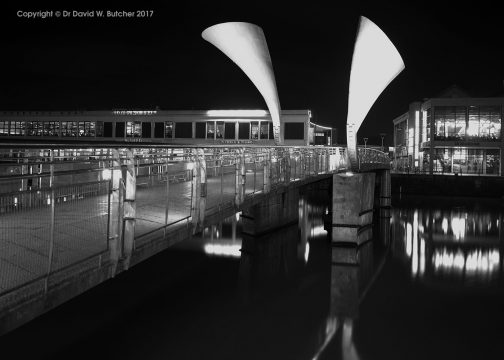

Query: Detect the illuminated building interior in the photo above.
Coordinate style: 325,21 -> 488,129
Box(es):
393,85 -> 504,175
0,109 -> 332,146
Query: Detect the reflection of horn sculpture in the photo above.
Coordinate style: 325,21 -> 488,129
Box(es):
346,16 -> 405,170
202,22 -> 282,145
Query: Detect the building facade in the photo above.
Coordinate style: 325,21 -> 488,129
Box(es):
393,86 -> 504,176
0,109 -> 335,146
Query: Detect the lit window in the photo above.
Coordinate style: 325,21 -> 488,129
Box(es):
126,121 -> 141,137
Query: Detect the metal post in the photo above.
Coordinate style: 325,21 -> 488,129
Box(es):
191,149 -> 201,232
235,149 -> 243,206
122,149 -> 136,270
109,148 -> 123,277
164,148 -> 170,238
263,149 -> 271,193
45,149 -> 55,293
241,148 -> 246,199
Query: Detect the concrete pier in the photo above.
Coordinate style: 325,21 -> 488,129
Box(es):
331,172 -> 375,245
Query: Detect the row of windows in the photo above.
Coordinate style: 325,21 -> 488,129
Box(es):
433,106 -> 501,140
427,148 -> 500,175
0,120 -> 305,140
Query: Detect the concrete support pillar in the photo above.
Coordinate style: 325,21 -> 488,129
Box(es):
378,170 -> 391,218
235,149 -> 245,206
332,172 -> 375,245
241,187 -> 299,236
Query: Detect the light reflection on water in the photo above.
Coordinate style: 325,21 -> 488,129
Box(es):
392,203 -> 504,284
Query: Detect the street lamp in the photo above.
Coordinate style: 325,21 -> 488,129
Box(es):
379,133 -> 386,151
363,137 -> 368,148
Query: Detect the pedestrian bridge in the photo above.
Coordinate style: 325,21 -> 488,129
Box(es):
0,143 -> 389,334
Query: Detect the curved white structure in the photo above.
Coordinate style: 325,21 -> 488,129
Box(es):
346,16 -> 405,169
202,22 -> 282,144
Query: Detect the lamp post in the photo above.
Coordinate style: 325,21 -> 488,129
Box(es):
363,137 -> 368,149
379,133 -> 386,152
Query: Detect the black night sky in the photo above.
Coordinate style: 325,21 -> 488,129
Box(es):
0,0 -> 503,146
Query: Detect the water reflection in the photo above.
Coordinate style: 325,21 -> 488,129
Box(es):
392,203 -> 504,284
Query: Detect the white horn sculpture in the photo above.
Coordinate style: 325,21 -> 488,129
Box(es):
346,16 -> 405,170
202,22 -> 283,145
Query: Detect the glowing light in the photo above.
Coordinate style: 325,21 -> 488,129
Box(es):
345,171 -> 354,177
442,218 -> 448,234
451,216 -> 466,240
311,225 -> 327,237
113,110 -> 157,115
433,248 -> 500,276
202,22 -> 282,144
346,16 -> 405,169
203,244 -> 241,257
304,242 -> 310,263
412,211 -> 419,276
206,110 -> 268,117
406,222 -> 412,257
419,238 -> 425,276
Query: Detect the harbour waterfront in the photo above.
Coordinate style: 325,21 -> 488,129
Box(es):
1,190 -> 503,359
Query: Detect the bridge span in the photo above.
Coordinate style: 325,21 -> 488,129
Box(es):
0,143 -> 389,334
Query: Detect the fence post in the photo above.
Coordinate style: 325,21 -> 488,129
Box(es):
191,149 -> 201,233
263,149 -> 271,193
44,149 -> 55,293
235,148 -> 244,206
285,148 -> 291,184
122,149 -> 136,270
109,148 -> 123,277
164,148 -> 170,238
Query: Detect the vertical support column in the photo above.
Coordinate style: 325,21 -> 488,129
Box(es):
191,149 -> 201,233
241,148 -> 246,198
378,170 -> 391,218
109,148 -> 123,277
45,149 -> 55,293
164,148 -> 170,238
284,149 -> 291,184
122,149 -> 136,270
235,148 -> 245,206
198,148 -> 207,227
332,172 -> 375,245
314,149 -> 319,175
263,149 -> 271,193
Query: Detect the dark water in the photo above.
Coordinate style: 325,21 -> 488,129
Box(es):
2,192 -> 504,360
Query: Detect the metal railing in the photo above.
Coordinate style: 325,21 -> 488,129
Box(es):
0,143 -> 388,312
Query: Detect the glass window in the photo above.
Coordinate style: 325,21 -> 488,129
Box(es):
468,106 -> 479,138
116,122 -> 125,138
434,107 -> 445,139
486,149 -> 500,175
61,121 -> 78,137
43,121 -> 59,136
207,121 -> 215,139
26,121 -> 43,136
96,121 -> 104,137
126,121 -> 141,137
175,122 -> 192,138
454,106 -> 466,139
103,122 -> 113,137
154,122 -> 164,138
10,121 -> 25,136
216,121 -> 224,139
467,149 -> 484,174
260,122 -> 269,139
224,122 -> 235,140
142,122 -> 151,138
0,121 -> 8,135
426,108 -> 431,141
238,122 -> 250,139
251,121 -> 259,140
195,122 -> 206,139
164,121 -> 173,138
